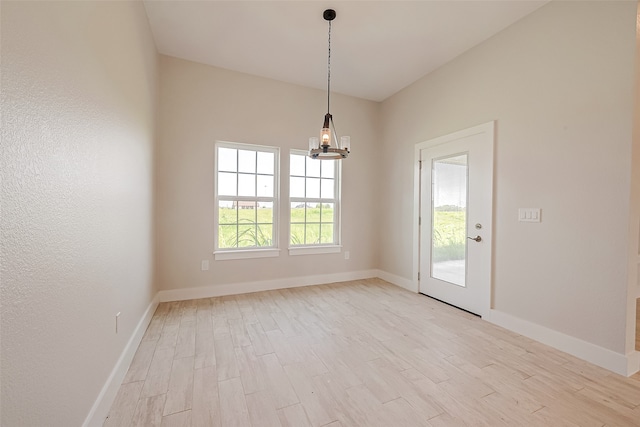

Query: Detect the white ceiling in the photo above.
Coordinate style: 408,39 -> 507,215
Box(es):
143,1 -> 549,102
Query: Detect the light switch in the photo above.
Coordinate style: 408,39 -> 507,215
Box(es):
519,208 -> 541,223
201,260 -> 210,271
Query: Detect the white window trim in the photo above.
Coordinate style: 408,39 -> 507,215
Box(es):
288,245 -> 342,256
214,248 -> 281,261
288,149 -> 342,250
214,141 -> 280,260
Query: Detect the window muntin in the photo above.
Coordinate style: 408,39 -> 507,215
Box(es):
289,151 -> 340,247
215,142 -> 279,252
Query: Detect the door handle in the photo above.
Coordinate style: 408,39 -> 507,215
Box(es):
467,235 -> 482,242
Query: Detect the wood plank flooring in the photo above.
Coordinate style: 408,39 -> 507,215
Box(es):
106,279 -> 640,427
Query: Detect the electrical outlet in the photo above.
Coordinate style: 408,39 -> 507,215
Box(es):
115,312 -> 121,334
201,260 -> 209,271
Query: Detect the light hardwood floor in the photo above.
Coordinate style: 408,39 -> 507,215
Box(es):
106,279 -> 640,427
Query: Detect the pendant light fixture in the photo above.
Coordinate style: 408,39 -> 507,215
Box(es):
308,9 -> 350,160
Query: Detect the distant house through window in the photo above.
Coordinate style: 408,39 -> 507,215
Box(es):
214,142 -> 279,259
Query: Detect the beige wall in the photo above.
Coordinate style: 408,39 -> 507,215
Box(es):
380,1 -> 637,354
0,1 -> 158,425
629,4 -> 640,352
156,56 -> 380,292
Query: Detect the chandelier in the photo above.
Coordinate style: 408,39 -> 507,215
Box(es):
308,9 -> 350,160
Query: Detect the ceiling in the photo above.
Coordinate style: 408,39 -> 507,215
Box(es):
142,1 -> 549,102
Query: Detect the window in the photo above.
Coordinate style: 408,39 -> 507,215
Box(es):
215,142 -> 279,260
289,150 -> 341,254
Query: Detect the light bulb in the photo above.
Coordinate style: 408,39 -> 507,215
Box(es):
321,127 -> 331,146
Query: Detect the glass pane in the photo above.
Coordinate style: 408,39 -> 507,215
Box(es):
258,201 -> 273,221
237,202 -> 256,223
320,178 -> 334,199
218,204 -> 237,225
218,225 -> 237,248
290,223 -> 305,245
431,154 -> 468,287
290,154 -> 305,177
218,172 -> 237,196
305,223 -> 320,245
218,148 -> 237,172
257,151 -> 274,175
290,177 -> 305,198
257,175 -> 273,197
238,174 -> 255,197
291,202 -> 304,223
237,224 -> 256,247
256,224 -> 273,247
238,150 -> 256,173
257,203 -> 273,237
320,224 -> 334,244
306,156 -> 320,177
321,161 -> 335,178
306,203 -> 320,222
321,203 -> 334,222
306,178 -> 320,199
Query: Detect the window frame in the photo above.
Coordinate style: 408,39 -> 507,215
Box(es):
288,149 -> 342,256
214,141 -> 280,261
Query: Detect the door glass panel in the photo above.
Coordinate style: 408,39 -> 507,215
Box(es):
431,154 -> 468,287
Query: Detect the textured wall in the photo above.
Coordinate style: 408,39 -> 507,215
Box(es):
379,1 -> 637,354
1,2 -> 157,425
156,56 -> 380,291
628,5 -> 640,352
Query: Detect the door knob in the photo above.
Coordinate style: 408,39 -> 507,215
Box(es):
467,235 -> 482,242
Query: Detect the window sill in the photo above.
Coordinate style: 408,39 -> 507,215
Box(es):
214,248 -> 280,261
288,245 -> 342,256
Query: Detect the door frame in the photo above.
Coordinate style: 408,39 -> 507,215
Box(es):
412,121 -> 495,318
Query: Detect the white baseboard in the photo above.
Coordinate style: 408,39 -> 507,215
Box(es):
626,350 -> 640,376
376,270 -> 417,293
486,308 -> 639,377
83,294 -> 160,427
157,269 -> 379,302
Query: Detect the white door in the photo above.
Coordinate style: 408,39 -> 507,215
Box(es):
418,122 -> 494,317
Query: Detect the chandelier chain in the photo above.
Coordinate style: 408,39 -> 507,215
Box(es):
327,20 -> 331,115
